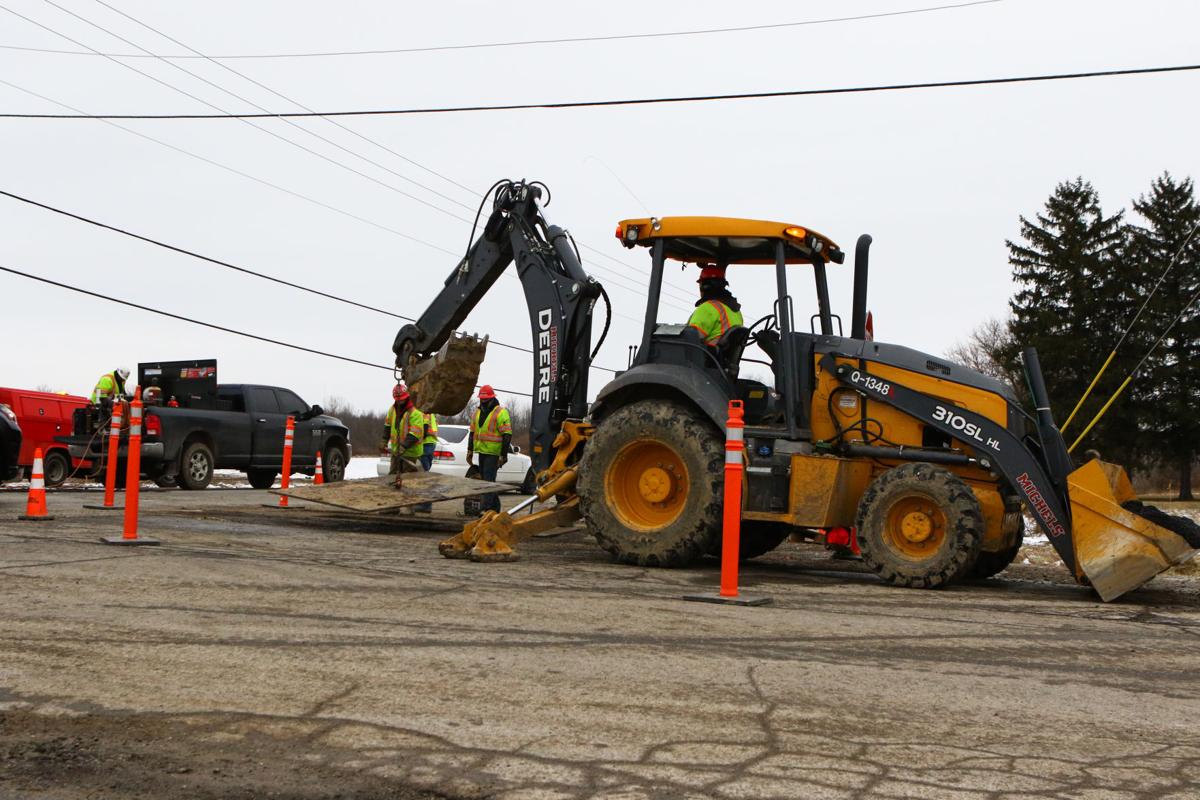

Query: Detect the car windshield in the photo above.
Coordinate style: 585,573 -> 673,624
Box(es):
439,426 -> 468,444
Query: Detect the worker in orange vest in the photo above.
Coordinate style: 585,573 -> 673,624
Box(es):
466,385 -> 511,514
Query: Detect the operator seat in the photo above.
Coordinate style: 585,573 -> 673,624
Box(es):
715,325 -> 751,379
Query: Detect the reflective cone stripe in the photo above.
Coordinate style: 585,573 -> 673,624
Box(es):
122,390 -> 143,539
719,401 -> 746,598
278,416 -> 295,508
102,404 -> 124,508
21,448 -> 52,518
314,451 -> 324,485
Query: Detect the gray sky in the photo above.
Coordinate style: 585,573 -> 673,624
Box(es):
2,0 -> 1197,413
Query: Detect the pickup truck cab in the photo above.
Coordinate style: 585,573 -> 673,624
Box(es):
65,361 -> 350,490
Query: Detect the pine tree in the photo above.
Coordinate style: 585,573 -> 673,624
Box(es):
1003,179 -> 1137,460
1127,173 -> 1200,499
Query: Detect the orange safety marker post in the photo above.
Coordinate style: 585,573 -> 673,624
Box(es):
101,389 -> 159,545
314,450 -> 324,485
684,400 -> 771,607
266,416 -> 298,508
18,448 -> 55,521
83,401 -> 124,510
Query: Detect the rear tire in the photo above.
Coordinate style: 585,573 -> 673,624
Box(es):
178,442 -> 214,490
41,451 -> 70,488
856,462 -> 982,589
579,399 -> 723,567
246,469 -> 277,490
970,512 -> 1025,579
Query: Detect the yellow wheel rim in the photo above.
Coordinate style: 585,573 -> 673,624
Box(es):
606,439 -> 688,530
883,495 -> 947,560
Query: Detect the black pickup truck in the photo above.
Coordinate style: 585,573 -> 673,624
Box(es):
65,360 -> 351,490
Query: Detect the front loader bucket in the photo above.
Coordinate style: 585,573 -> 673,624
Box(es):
402,333 -> 489,415
1068,460 -> 1198,601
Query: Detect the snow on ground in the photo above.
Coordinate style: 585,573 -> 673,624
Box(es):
345,456 -> 384,480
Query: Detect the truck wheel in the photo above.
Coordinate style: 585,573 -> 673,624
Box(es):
706,521 -> 791,560
246,469 -> 277,490
856,462 -> 982,589
323,446 -> 348,483
42,451 -> 71,488
970,512 -> 1025,579
178,442 -> 214,490
578,399 -> 723,567
154,475 -> 176,489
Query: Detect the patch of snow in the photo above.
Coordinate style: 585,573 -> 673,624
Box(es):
344,456 -> 382,481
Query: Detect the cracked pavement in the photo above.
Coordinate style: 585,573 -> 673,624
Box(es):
1,487 -> 1199,799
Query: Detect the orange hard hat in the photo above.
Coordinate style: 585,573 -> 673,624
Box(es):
698,265 -> 726,282
392,384 -> 408,401
478,385 -> 496,400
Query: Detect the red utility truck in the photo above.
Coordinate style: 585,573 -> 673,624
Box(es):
0,387 -> 92,486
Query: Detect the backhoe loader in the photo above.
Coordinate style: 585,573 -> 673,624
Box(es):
394,179 -> 1198,601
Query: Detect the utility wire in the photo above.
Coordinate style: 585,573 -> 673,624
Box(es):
0,263 -> 535,398
7,63 -> 1195,120
0,1 -> 1003,59
4,63 -> 1195,119
0,187 -> 619,374
3,2 -> 697,309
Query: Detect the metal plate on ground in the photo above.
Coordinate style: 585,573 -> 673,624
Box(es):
273,474 -> 510,514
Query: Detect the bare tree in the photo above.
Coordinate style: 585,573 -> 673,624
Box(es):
945,317 -> 1022,391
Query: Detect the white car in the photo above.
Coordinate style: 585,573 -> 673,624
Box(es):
376,424 -> 536,493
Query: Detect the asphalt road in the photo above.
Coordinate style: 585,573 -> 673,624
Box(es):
2,486 -> 1199,799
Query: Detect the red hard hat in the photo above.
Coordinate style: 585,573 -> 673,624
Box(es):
478,385 -> 496,400
698,265 -> 726,282
392,383 -> 408,401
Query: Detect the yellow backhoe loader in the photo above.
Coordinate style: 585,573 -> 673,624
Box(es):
394,179 -> 1198,601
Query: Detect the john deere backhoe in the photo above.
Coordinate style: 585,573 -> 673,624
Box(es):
394,179 -> 1198,601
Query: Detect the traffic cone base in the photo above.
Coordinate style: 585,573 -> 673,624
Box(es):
82,503 -> 124,511
18,514 -> 55,522
100,535 -> 160,546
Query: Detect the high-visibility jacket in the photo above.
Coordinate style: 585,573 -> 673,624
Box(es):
472,405 -> 512,456
687,300 -> 743,345
422,413 -> 439,446
90,372 -> 122,404
386,405 -> 426,458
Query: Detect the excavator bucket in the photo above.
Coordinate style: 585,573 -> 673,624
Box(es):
1068,460 -> 1199,601
402,333 -> 489,415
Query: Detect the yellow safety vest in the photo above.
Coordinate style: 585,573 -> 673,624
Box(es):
386,405 -> 425,458
90,372 -> 120,404
686,300 -> 743,345
472,406 -> 512,456
422,413 -> 439,446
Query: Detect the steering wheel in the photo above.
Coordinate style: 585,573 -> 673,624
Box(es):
745,313 -> 778,346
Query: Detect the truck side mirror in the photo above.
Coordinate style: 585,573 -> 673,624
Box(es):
309,404 -> 324,418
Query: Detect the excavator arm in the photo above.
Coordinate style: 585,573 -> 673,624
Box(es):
392,179 -> 605,473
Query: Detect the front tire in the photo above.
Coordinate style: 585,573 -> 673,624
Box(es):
178,441 -> 214,490
322,445 -> 348,483
970,511 -> 1025,579
578,399 -> 723,567
856,462 -> 982,589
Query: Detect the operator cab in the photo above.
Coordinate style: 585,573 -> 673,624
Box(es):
615,216 -> 847,440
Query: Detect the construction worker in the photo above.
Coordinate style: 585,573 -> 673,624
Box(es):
687,265 -> 743,345
90,367 -> 130,405
421,411 -> 439,471
466,385 -> 511,515
381,384 -> 432,511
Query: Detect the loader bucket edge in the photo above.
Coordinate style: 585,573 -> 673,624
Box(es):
403,333 -> 489,415
1068,460 -> 1198,602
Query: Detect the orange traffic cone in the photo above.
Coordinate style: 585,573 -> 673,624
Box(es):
19,448 -> 54,521
314,451 -> 324,485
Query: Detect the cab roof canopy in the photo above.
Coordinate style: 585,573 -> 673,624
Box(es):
615,216 -> 843,266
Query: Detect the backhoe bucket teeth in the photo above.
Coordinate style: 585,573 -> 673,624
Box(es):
1068,460 -> 1198,601
402,333 -> 489,415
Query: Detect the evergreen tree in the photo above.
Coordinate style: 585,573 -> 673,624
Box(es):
1127,173 -> 1200,499
1002,178 -> 1140,462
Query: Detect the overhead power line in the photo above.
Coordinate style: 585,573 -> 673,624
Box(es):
0,1 -> 1003,59
0,263 -> 535,398
3,63 -> 1196,120
0,187 -> 621,373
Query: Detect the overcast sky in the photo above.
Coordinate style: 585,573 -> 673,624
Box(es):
1,0 -> 1197,415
